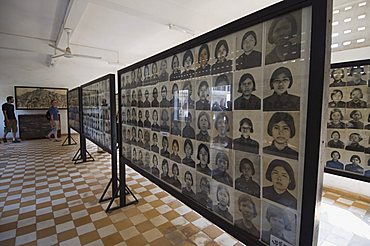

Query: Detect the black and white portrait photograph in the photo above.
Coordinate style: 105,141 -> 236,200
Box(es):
196,111 -> 211,142
182,138 -> 196,168
170,136 -> 182,164
136,67 -> 143,86
344,153 -> 365,175
211,181 -> 234,223
181,49 -> 196,79
233,69 -> 262,110
325,149 -> 344,170
346,66 -> 367,86
211,73 -> 232,111
182,167 -> 196,199
195,78 -> 211,110
327,108 -> 345,129
137,109 -> 144,127
196,143 -> 211,176
328,88 -> 346,108
151,62 -> 159,84
143,64 -> 151,85
212,112 -> 232,149
160,108 -> 170,133
160,84 -> 171,108
263,157 -> 298,210
151,131 -> 160,153
327,130 -> 345,149
181,80 -> 195,110
131,89 -> 137,107
196,173 -> 213,209
143,151 -> 151,172
171,109 -> 182,136
234,191 -> 260,239
211,36 -> 234,75
170,54 -> 182,81
345,109 -> 365,129
263,112 -> 299,160
211,149 -> 234,187
329,68 -> 346,87
158,58 -> 170,82
151,154 -> 160,178
345,131 -> 366,152
235,24 -> 263,70
151,109 -> 160,132
261,201 -> 297,245
143,109 -> 151,128
170,83 -> 180,108
263,66 -> 300,111
195,43 -> 212,77
151,85 -> 160,107
143,129 -> 151,150
160,158 -> 171,184
264,10 -> 302,65
234,151 -> 261,198
169,162 -> 183,190
160,134 -> 170,159
142,88 -> 151,108
346,87 -> 367,108
182,110 -> 196,139
233,112 -> 261,154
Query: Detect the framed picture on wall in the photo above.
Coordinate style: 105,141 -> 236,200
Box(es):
14,86 -> 68,110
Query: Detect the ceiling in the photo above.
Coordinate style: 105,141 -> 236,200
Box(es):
0,0 -> 368,89
0,0 -> 281,67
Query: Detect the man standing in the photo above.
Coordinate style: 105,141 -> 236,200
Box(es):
2,96 -> 20,143
47,99 -> 60,142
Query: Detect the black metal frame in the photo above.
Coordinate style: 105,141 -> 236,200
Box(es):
81,74 -> 138,212
63,87 -> 78,146
14,85 -> 68,110
117,1 -> 332,245
324,59 -> 370,184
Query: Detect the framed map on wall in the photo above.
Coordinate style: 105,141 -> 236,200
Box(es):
14,86 -> 68,110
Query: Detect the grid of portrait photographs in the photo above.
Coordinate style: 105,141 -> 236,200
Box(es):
120,7 -> 312,246
82,78 -> 112,152
324,63 -> 370,179
68,88 -> 80,132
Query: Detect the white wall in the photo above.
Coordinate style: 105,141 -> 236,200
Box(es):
0,49 -> 120,137
323,47 -> 370,197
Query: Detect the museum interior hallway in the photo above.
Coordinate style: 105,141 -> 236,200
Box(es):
0,139 -> 370,246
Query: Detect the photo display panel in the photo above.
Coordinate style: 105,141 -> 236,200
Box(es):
119,5 -> 314,246
82,76 -> 113,153
323,60 -> 370,182
68,87 -> 80,132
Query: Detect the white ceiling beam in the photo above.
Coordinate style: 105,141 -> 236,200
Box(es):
0,32 -> 52,55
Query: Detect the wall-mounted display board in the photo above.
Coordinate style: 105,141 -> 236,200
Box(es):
323,59 -> 370,183
14,86 -> 68,110
68,87 -> 80,133
118,0 -> 331,245
81,75 -> 114,153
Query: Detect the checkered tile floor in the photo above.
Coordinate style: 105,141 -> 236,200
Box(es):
1,138 -> 370,246
0,138 -> 243,246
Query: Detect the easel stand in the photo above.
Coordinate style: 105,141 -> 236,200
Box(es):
71,135 -> 94,164
72,148 -> 94,164
99,177 -> 138,213
62,134 -> 77,146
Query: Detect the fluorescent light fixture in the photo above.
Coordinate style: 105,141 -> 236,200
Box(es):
344,18 -> 352,23
332,32 -> 339,37
345,6 -> 352,11
333,9 -> 340,14
332,21 -> 339,26
331,43 -> 339,48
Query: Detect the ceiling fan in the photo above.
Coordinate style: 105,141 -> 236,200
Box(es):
48,28 -> 102,60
